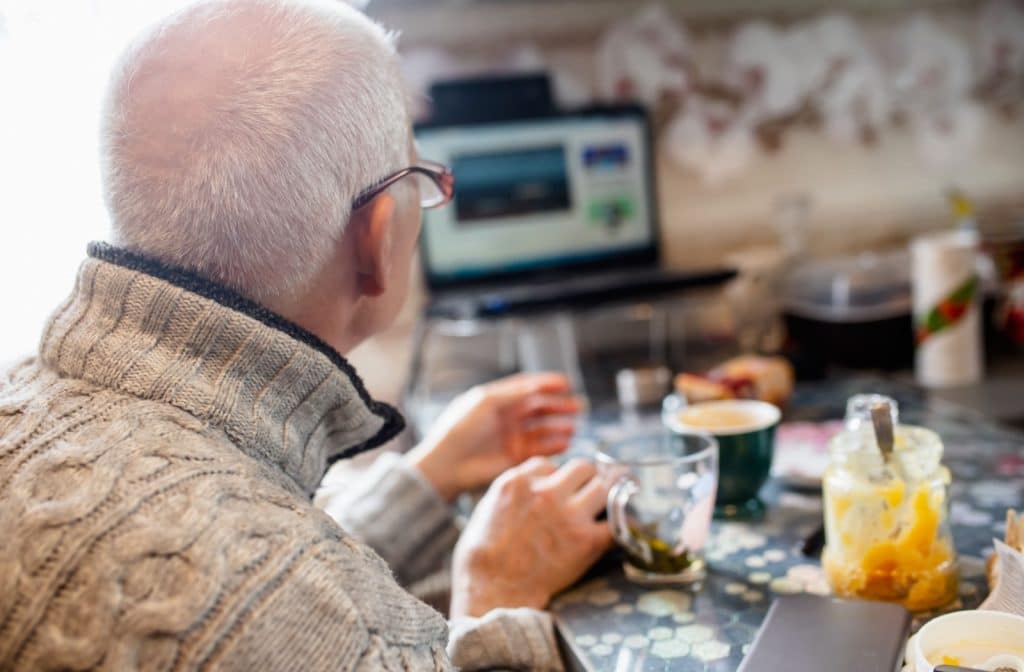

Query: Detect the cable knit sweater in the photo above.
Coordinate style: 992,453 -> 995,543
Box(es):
0,243 -> 563,671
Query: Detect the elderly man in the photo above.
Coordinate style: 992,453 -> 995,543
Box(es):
0,1 -> 613,670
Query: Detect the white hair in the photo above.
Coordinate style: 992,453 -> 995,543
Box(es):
100,0 -> 410,305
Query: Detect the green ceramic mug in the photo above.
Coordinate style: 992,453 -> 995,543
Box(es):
663,396 -> 781,519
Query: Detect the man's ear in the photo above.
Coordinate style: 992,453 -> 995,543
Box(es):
349,194 -> 396,298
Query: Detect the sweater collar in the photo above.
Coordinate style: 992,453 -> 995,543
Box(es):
38,242 -> 404,496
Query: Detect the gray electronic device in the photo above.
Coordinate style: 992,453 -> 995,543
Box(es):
414,105 -> 735,319
738,595 -> 912,672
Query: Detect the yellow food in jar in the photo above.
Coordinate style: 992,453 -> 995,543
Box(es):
823,486 -> 958,612
883,480 -> 905,509
832,494 -> 853,521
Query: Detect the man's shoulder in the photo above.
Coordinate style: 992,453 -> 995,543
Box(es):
0,355 -> 238,479
0,359 -> 448,670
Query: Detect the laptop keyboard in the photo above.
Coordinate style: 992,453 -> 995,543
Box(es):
430,268 -> 735,318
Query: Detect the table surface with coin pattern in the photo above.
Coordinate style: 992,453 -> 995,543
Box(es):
551,377 -> 1024,672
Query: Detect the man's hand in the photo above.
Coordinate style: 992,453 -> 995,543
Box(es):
449,457 -> 614,618
406,373 -> 582,502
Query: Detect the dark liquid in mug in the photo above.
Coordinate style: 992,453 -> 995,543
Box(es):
625,523 -> 697,574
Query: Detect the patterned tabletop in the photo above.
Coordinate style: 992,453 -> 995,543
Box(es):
551,377 -> 1024,672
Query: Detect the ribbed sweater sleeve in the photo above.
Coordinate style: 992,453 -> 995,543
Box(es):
320,458 -> 568,670
318,451 -> 459,587
447,608 -> 565,671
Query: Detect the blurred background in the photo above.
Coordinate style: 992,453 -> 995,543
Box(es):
373,0 -> 1024,419
385,0 -> 1021,254
2,0 -> 1023,418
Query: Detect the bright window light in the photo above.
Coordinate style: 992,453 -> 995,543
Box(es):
0,1 -> 193,362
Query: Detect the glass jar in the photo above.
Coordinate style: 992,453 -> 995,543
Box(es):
822,423 -> 958,612
844,393 -> 898,432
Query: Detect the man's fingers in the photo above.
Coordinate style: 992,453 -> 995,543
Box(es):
507,432 -> 573,464
527,434 -> 574,458
590,521 -> 615,553
485,373 -> 571,405
513,456 -> 559,479
571,475 -> 612,516
512,394 -> 583,420
539,459 -> 597,496
522,416 -> 577,437
505,418 -> 576,462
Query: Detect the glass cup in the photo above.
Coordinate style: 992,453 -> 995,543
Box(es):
597,427 -> 718,584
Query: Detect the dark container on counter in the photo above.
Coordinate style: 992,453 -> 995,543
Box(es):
783,251 -> 914,371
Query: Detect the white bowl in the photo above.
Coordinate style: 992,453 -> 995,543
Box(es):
907,610 -> 1024,671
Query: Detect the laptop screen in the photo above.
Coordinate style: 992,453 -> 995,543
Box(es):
415,107 -> 658,288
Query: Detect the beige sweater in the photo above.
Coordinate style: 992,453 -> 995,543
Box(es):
0,244 -> 562,671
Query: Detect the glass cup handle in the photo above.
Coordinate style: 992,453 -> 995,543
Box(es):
608,476 -> 645,560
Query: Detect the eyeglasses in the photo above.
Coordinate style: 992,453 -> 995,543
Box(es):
351,159 -> 454,212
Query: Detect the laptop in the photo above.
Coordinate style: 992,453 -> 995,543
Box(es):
415,105 -> 734,319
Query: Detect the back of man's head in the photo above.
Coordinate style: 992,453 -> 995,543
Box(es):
100,0 -> 409,306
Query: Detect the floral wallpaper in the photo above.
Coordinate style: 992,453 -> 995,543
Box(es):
401,1 -> 1024,185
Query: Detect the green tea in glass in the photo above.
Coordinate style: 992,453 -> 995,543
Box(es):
598,426 -> 718,584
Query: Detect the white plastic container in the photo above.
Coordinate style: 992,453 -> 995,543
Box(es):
911,230 -> 984,388
905,610 -> 1024,671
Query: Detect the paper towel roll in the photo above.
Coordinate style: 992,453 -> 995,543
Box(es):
911,230 -> 983,388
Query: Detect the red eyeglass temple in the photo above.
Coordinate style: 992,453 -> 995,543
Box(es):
352,164 -> 453,211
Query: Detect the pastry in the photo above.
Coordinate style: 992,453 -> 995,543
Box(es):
674,355 -> 794,406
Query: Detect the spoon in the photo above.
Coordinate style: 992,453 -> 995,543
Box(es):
870,401 -> 894,462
